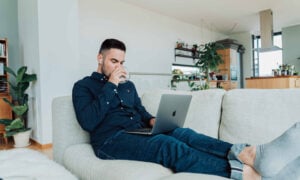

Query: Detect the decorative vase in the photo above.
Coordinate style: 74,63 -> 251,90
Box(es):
13,129 -> 31,148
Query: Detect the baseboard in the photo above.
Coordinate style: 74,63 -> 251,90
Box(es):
30,138 -> 52,149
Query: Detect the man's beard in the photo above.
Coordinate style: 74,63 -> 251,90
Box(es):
101,62 -> 111,78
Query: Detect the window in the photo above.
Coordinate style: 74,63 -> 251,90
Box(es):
172,64 -> 201,80
252,32 -> 282,76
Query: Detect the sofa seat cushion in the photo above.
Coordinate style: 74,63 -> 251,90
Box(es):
160,172 -> 229,180
220,89 -> 300,145
141,89 -> 225,138
63,143 -> 172,180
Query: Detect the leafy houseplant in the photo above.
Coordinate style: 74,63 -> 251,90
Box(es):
0,66 -> 37,138
195,42 -> 224,81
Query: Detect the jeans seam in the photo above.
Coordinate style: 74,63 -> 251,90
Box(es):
97,149 -> 115,159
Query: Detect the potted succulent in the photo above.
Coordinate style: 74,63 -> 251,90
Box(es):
0,66 -> 37,147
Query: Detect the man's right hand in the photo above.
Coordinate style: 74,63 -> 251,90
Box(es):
108,67 -> 127,85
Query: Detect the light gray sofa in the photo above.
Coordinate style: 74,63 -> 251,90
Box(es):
52,89 -> 300,180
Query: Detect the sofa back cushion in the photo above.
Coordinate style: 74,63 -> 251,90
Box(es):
141,89 -> 225,138
52,96 -> 90,165
220,89 -> 300,145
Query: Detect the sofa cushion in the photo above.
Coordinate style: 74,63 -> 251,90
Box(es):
141,89 -> 226,138
160,172 -> 228,180
220,89 -> 300,145
64,144 -> 172,180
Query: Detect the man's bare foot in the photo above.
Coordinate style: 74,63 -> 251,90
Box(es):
238,146 -> 256,166
243,165 -> 261,180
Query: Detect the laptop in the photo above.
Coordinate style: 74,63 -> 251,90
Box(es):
126,94 -> 192,135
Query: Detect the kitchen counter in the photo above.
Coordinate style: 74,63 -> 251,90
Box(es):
246,75 -> 300,79
246,76 -> 300,89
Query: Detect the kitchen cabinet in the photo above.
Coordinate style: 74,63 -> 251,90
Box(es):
246,76 -> 300,89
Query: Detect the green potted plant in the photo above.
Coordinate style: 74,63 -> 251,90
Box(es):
195,42 -> 224,82
0,66 -> 37,147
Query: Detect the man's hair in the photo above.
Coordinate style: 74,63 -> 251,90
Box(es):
98,38 -> 126,54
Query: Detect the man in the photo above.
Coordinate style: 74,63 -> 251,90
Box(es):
73,38 -> 300,180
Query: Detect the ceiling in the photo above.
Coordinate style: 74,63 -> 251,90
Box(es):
118,0 -> 300,35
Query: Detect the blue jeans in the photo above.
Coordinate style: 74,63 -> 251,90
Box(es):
95,128 -> 237,178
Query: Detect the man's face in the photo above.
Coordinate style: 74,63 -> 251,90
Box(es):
98,48 -> 125,77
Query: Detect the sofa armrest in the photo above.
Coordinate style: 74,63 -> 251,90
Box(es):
64,144 -> 172,180
52,96 -> 90,165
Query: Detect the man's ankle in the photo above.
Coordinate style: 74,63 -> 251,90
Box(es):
239,146 -> 256,166
243,164 -> 261,180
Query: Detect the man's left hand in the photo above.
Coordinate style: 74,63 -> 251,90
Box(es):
149,118 -> 155,127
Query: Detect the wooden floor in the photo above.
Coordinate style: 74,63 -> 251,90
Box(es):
0,137 -> 53,159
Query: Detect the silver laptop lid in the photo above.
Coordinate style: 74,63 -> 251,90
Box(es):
151,94 -> 192,134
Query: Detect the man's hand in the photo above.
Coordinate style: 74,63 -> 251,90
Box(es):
149,118 -> 156,127
108,67 -> 127,85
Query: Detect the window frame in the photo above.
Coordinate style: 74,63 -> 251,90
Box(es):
252,32 -> 282,77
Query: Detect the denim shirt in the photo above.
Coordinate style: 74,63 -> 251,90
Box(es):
72,72 -> 154,148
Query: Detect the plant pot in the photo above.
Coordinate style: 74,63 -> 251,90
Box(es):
13,129 -> 31,148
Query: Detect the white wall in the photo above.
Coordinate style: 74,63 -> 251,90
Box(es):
0,0 -> 21,72
18,0 -> 41,142
18,0 -> 80,144
282,24 -> 300,72
18,0 -> 226,144
79,0 -> 226,94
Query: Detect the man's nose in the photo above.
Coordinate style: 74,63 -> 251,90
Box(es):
116,63 -> 123,68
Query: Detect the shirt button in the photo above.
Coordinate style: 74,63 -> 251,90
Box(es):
120,100 -> 123,103
106,101 -> 110,105
130,117 -> 133,120
120,107 -> 123,110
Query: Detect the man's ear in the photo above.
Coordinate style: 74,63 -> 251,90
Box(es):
97,54 -> 103,64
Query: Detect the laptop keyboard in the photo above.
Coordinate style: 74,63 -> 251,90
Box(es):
130,128 -> 152,133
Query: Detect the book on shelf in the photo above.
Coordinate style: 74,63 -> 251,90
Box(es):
0,43 -> 5,57
0,62 -> 3,75
0,77 -> 7,92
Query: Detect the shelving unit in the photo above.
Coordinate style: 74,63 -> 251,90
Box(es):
0,38 -> 9,95
215,39 -> 245,90
174,47 -> 200,62
0,38 -> 12,144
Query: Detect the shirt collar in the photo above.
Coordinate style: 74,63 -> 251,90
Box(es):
91,72 -> 108,82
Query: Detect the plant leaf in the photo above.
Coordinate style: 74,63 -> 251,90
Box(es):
5,128 -> 29,137
22,74 -> 37,83
3,98 -> 13,106
5,118 -> 24,131
4,66 -> 17,77
0,119 -> 13,125
12,104 -> 28,116
16,66 -> 27,83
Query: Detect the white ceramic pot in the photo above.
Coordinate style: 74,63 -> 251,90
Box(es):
13,129 -> 32,148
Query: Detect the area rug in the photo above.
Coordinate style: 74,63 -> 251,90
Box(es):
0,148 -> 77,180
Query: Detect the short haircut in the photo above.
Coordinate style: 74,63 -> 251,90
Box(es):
98,38 -> 126,54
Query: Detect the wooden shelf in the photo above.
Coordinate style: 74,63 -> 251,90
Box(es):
174,47 -> 200,63
175,54 -> 199,59
175,47 -> 200,52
